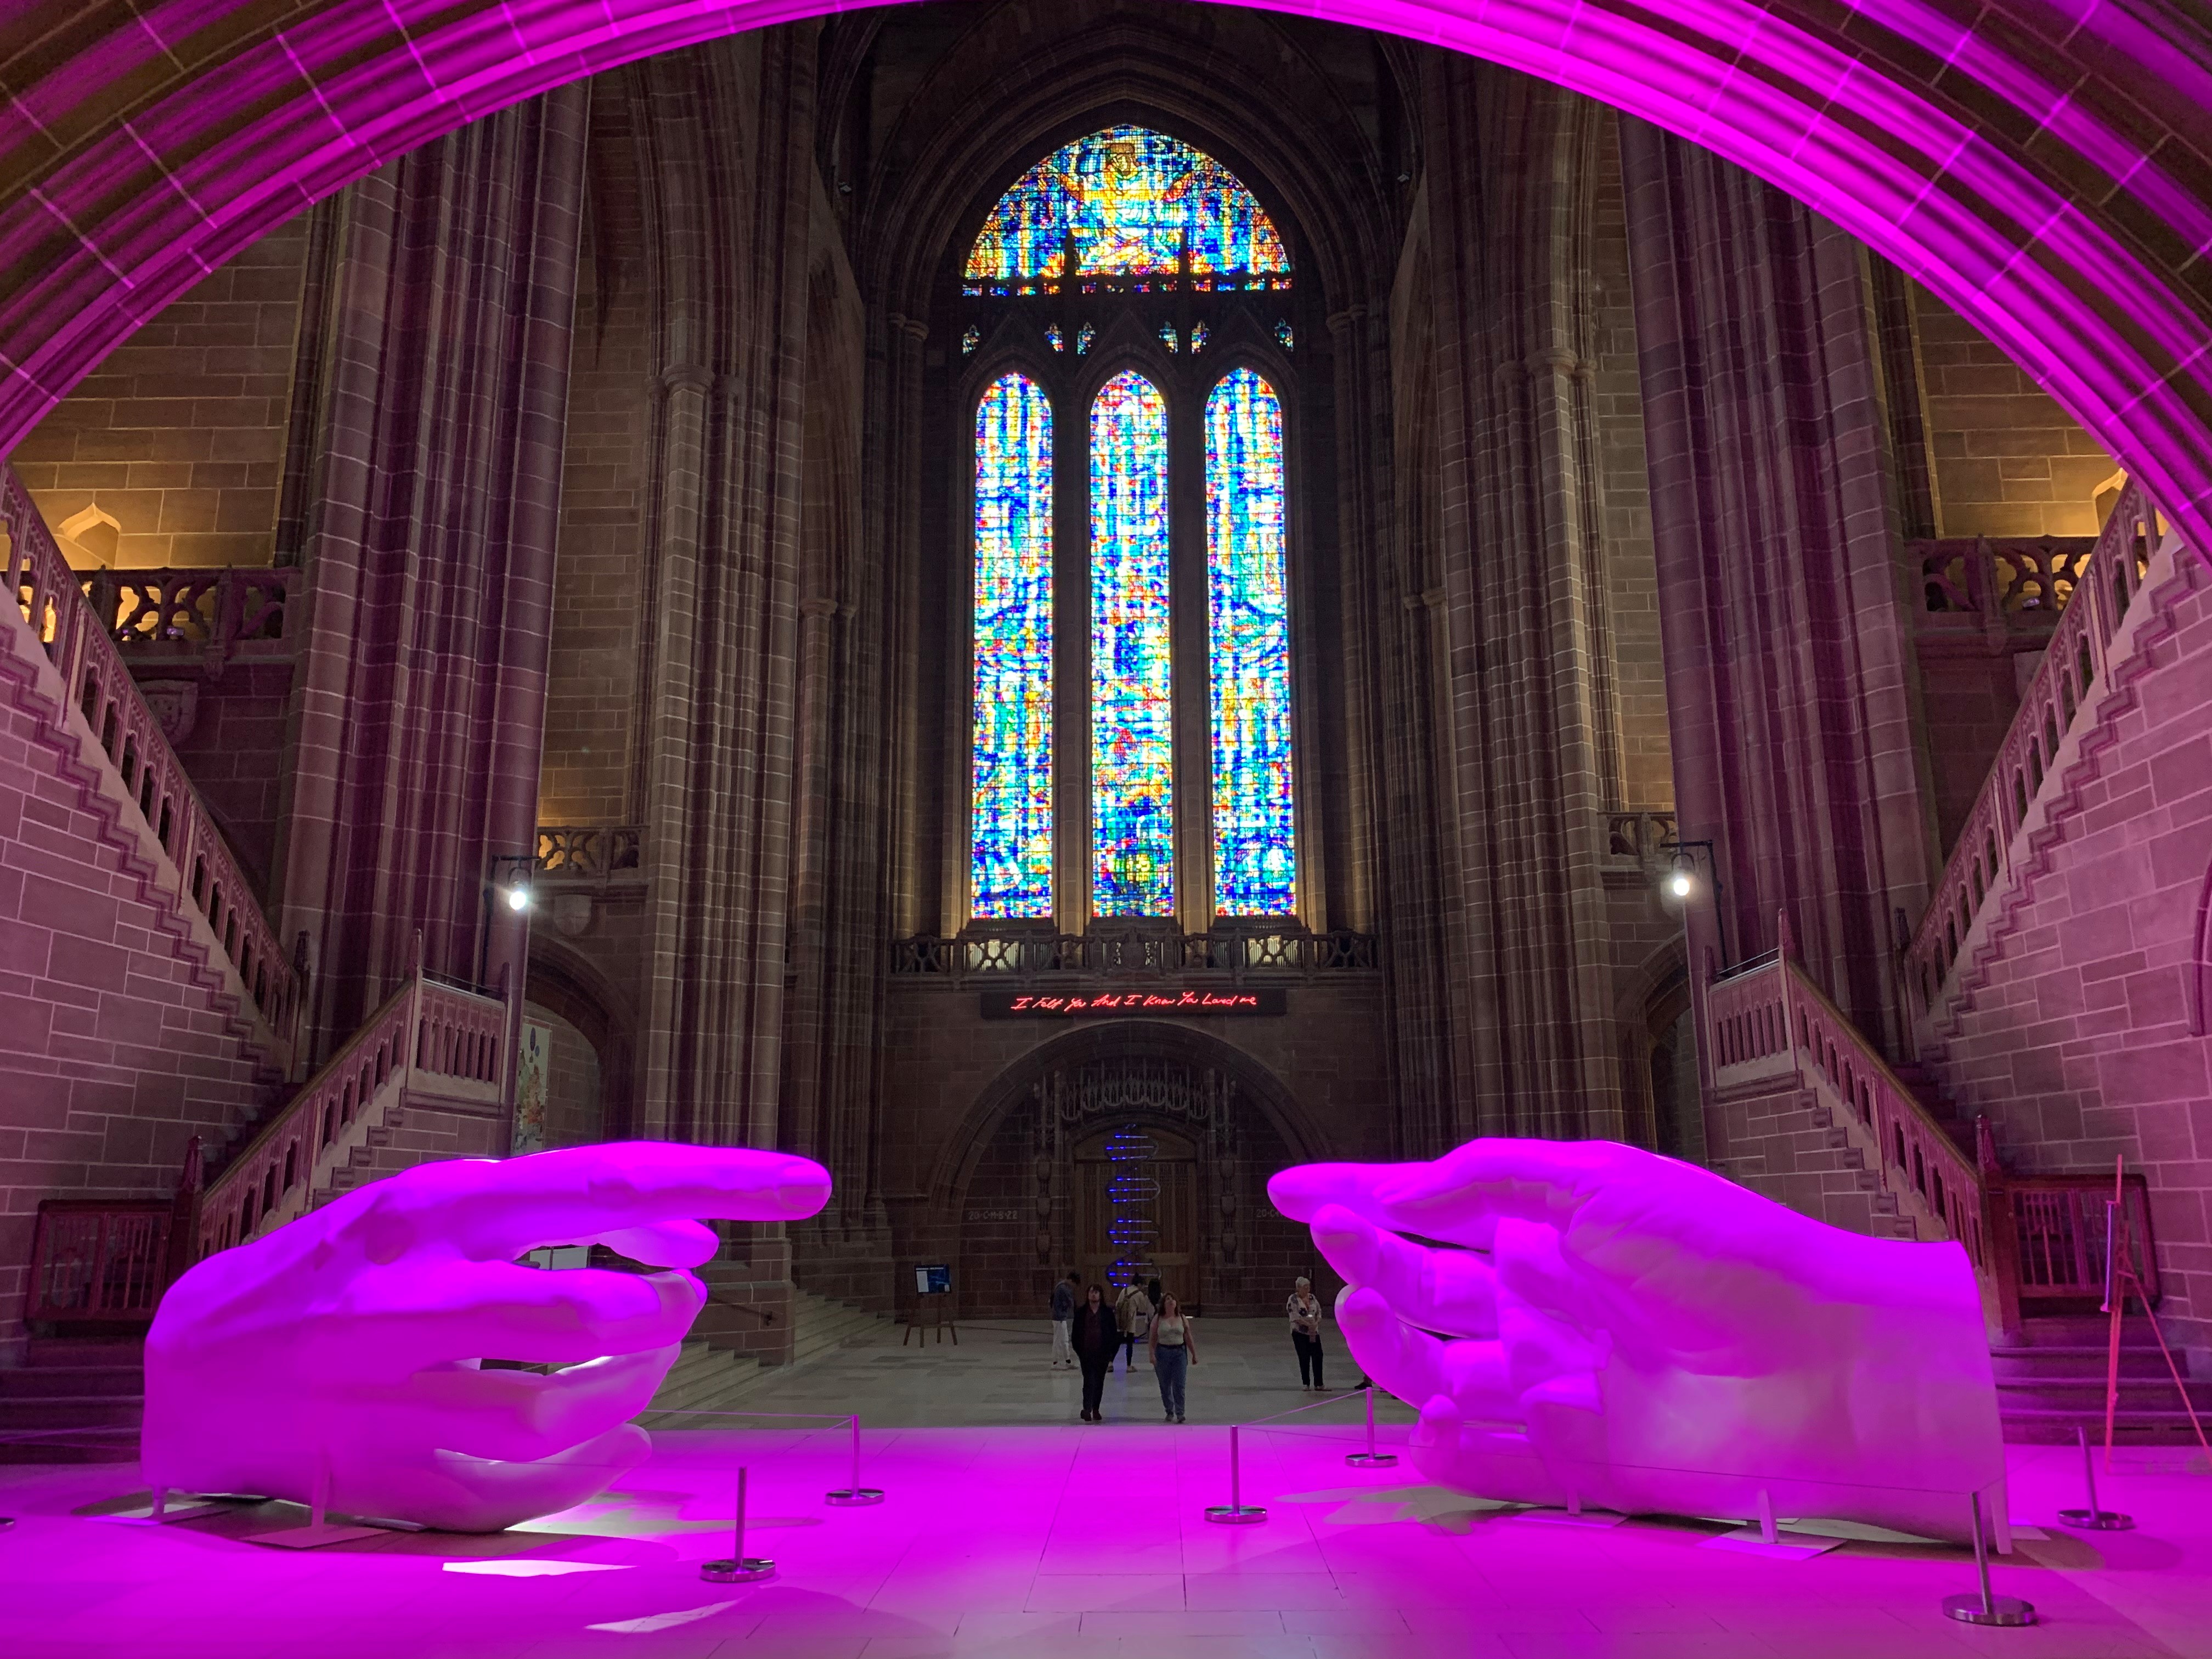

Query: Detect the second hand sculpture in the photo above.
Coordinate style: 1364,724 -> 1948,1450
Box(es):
142,1142 -> 832,1534
1269,1138 -> 2007,1545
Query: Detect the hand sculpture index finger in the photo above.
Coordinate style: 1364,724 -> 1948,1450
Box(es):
1269,1139 -> 1635,1249
431,1143 -> 833,1260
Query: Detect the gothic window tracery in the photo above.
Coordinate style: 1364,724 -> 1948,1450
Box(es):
970,372 -> 1056,919
962,127 -> 1300,927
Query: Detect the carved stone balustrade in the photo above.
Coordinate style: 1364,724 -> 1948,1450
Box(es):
1911,534 -> 2097,642
80,566 -> 297,677
533,825 -> 645,885
891,924 -> 1378,985
1604,810 -> 1679,867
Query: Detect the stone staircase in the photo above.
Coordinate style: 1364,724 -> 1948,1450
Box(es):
642,1288 -> 893,1424
1991,1315 -> 2212,1443
0,1338 -> 144,1463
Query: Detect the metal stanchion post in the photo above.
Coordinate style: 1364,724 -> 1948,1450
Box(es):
2057,1424 -> 2133,1530
1205,1425 -> 1267,1524
826,1413 -> 885,1506
1942,1491 -> 2034,1627
701,1466 -> 775,1583
1346,1386 -> 1397,1469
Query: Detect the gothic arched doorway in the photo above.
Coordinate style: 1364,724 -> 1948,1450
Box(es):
947,1023 -> 1324,1318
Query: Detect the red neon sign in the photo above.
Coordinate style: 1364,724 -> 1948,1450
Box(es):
979,988 -> 1285,1018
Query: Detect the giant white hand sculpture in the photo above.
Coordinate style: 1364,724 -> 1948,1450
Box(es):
1269,1139 -> 2004,1542
144,1142 -> 830,1532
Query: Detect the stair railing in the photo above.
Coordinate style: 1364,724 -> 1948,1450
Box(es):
196,956 -> 507,1257
24,1199 -> 174,1324
1707,912 -> 1987,1271
1907,478 -> 2169,1028
2,467 -> 298,1060
1978,1132 -> 2160,1338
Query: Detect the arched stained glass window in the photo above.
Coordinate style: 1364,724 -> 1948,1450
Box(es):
1206,369 -> 1295,915
965,126 -> 1291,287
1091,371 -> 1175,916
970,373 -> 1055,918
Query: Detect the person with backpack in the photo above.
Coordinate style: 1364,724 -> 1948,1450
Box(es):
1049,1271 -> 1080,1368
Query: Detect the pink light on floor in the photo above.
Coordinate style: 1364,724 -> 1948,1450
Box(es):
2,1425 -> 2206,1656
3,1 -> 2212,546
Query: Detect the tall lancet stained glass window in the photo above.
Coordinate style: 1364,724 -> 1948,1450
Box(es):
964,126 -> 1291,286
970,373 -> 1055,918
1091,371 -> 1175,916
1206,370 -> 1295,915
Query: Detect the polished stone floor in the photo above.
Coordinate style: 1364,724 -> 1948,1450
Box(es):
5,1381 -> 2212,1657
723,1316 -> 1409,1429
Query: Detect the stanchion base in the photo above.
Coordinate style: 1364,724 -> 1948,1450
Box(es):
1344,1453 -> 1398,1468
242,1522 -> 388,1549
97,1499 -> 235,1526
826,1488 -> 886,1506
1943,1594 -> 2035,1627
701,1557 -> 776,1583
2057,1508 -> 2134,1531
1205,1505 -> 1268,1525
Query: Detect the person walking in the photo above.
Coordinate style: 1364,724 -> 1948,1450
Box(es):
1113,1277 -> 1150,1372
1148,1293 -> 1197,1423
1071,1283 -> 1121,1421
1287,1276 -> 1327,1390
1050,1271 -> 1080,1369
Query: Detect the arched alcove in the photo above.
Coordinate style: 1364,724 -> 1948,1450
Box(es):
935,1019 -> 1331,1318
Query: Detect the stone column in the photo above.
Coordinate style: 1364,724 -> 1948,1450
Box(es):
1621,116 -> 1939,1063
628,32 -> 816,1155
1387,61 -> 1626,1144
273,85 -> 589,1064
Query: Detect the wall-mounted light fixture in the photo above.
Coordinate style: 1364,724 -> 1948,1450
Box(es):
1657,838 -> 1727,964
481,851 -> 538,985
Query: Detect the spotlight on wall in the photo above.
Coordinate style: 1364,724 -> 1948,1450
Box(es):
1656,838 -> 1729,963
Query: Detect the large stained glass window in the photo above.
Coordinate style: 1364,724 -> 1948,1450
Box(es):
1206,369 -> 1295,915
1090,371 -> 1175,916
965,126 -> 1291,287
970,373 -> 1055,918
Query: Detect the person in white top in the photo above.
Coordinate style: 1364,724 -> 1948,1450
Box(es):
1286,1276 -> 1326,1390
1147,1294 -> 1198,1423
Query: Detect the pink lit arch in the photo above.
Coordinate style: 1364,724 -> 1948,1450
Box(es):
2,1 -> 2210,540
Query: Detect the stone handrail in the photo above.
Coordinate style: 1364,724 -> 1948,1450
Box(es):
535,823 -> 644,881
198,965 -> 507,1255
1908,479 -> 2166,1023
1708,916 -> 1985,1271
86,565 -> 297,673
3,467 -> 298,1055
1913,533 -> 2097,625
890,925 -> 1378,981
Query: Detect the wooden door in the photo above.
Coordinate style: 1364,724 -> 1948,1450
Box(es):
1074,1125 -> 1198,1306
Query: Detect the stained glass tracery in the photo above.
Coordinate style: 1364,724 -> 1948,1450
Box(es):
1206,369 -> 1295,916
965,126 -> 1291,287
1090,371 -> 1175,916
970,373 -> 1055,917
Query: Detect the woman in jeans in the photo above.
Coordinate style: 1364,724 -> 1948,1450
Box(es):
1148,1293 -> 1198,1423
1286,1276 -> 1325,1390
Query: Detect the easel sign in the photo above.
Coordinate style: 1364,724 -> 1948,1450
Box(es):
906,1264 -> 957,1346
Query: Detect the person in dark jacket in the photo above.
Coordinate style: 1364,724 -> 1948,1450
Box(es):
1070,1282 -> 1121,1421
